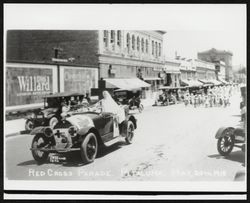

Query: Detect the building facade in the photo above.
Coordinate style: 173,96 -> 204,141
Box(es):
98,30 -> 166,93
163,58 -> 181,87
197,48 -> 233,82
6,30 -> 166,109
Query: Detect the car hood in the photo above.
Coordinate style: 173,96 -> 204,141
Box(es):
66,114 -> 95,129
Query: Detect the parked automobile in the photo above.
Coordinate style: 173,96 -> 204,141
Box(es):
154,86 -> 182,106
215,85 -> 246,156
25,92 -> 85,131
30,108 -> 137,164
113,88 -> 144,113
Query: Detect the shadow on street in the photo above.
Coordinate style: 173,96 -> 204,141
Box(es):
208,150 -> 245,167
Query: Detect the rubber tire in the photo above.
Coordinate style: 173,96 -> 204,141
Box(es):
80,132 -> 98,164
31,134 -> 49,164
49,117 -> 58,129
217,134 -> 235,156
25,119 -> 34,131
125,121 -> 135,144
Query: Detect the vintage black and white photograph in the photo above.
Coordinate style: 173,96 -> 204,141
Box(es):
3,3 -> 247,199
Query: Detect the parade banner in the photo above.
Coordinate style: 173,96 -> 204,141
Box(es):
6,66 -> 53,106
63,67 -> 97,95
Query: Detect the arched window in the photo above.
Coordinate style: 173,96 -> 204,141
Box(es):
137,36 -> 140,51
103,30 -> 108,47
110,30 -> 115,43
155,42 -> 158,57
152,40 -> 154,55
132,35 -> 135,50
117,30 -> 121,46
126,33 -> 130,51
141,38 -> 144,52
146,39 -> 148,53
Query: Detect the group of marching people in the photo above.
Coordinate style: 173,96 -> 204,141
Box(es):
183,85 -> 236,108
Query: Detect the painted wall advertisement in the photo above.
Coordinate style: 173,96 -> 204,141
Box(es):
6,67 -> 53,106
63,67 -> 97,94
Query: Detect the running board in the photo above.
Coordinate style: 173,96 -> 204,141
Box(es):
103,136 -> 124,147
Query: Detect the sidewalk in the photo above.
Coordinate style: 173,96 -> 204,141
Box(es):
5,118 -> 26,138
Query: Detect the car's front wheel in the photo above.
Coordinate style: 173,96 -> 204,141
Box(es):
125,120 -> 135,144
25,119 -> 34,131
217,129 -> 235,156
31,134 -> 49,164
80,132 -> 98,164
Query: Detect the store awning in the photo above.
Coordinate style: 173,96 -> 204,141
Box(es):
181,79 -> 203,87
144,77 -> 163,81
218,77 -> 229,85
104,78 -> 151,90
198,79 -> 214,85
209,79 -> 222,86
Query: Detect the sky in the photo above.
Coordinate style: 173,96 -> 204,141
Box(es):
4,4 -> 246,68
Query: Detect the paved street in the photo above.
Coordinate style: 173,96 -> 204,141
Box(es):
5,92 -> 245,181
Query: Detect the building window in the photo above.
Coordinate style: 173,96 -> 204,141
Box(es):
132,35 -> 135,50
126,33 -> 130,51
141,38 -> 144,52
159,43 -> 161,56
137,36 -> 140,51
155,42 -> 158,57
110,30 -> 115,43
152,40 -> 154,55
117,30 -> 121,46
103,30 -> 108,47
146,39 -> 148,53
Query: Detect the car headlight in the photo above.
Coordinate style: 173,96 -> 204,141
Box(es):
44,127 -> 53,137
68,126 -> 78,137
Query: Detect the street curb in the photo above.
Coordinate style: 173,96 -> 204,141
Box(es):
6,132 -> 21,138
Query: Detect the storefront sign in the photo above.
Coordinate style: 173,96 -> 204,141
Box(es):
6,66 -> 53,106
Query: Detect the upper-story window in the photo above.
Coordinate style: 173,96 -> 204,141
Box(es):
103,30 -> 108,47
155,42 -> 158,57
159,43 -> 161,56
152,40 -> 154,55
126,33 -> 130,51
117,30 -> 121,46
132,35 -> 135,50
137,36 -> 140,51
110,30 -> 115,43
141,38 -> 144,52
146,39 -> 148,53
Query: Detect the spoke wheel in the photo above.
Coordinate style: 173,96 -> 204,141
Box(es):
25,120 -> 34,131
80,133 -> 98,164
217,129 -> 235,156
31,134 -> 49,164
125,121 -> 135,144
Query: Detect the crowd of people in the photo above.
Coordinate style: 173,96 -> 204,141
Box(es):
183,85 -> 238,108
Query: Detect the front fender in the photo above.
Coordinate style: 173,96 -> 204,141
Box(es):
30,126 -> 47,135
215,127 -> 235,139
77,127 -> 101,144
127,115 -> 137,129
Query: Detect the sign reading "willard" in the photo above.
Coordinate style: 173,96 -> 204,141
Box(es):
17,76 -> 50,92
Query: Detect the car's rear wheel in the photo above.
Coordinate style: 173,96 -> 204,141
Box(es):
31,134 -> 49,164
25,119 -> 34,131
217,129 -> 235,156
125,121 -> 135,144
49,117 -> 58,129
80,132 -> 98,164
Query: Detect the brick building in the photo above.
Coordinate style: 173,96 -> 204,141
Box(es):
197,48 -> 233,82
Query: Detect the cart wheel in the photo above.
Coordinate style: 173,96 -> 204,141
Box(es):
80,132 -> 98,164
31,134 -> 49,164
217,129 -> 235,156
